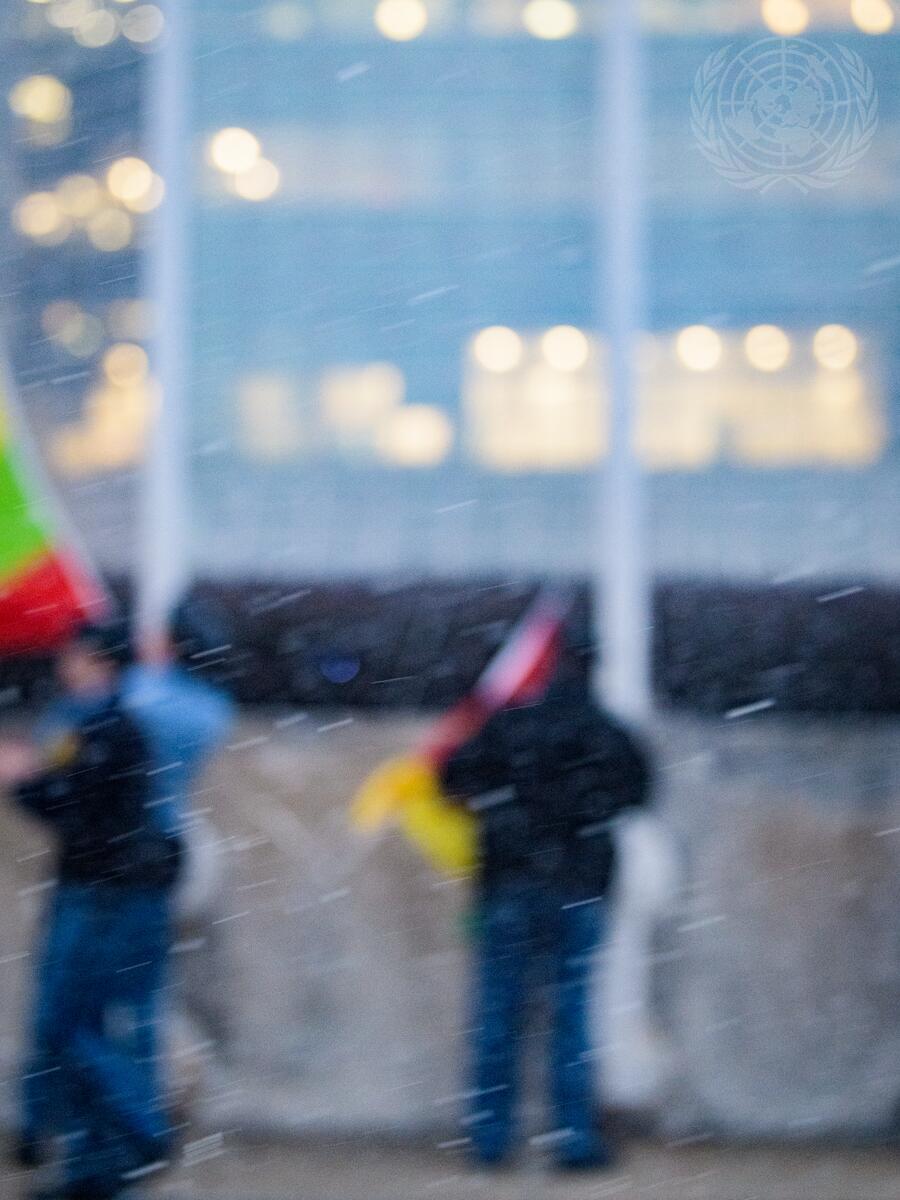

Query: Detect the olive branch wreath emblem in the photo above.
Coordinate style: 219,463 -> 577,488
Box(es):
691,41 -> 879,193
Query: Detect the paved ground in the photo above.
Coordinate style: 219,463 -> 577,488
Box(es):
3,1134 -> 898,1200
136,1135 -> 898,1200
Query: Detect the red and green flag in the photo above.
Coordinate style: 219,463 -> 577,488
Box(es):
0,393 -> 105,653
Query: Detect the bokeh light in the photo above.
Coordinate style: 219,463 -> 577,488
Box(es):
8,75 -> 72,123
103,342 -> 150,387
540,325 -> 590,372
48,0 -> 96,30
42,302 -> 104,357
106,158 -> 165,212
56,174 -> 103,219
813,325 -> 859,371
851,0 -> 895,33
374,0 -> 429,41
107,157 -> 154,203
760,0 -> 810,35
675,325 -> 723,372
73,9 -> 119,46
744,325 -> 791,372
471,326 -> 524,373
522,0 -> 580,39
13,192 -> 71,244
121,4 -> 165,43
86,208 -> 134,251
208,127 -> 261,174
42,300 -> 83,339
231,159 -> 281,201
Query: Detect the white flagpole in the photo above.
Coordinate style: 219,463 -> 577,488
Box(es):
596,0 -> 652,722
139,0 -> 191,637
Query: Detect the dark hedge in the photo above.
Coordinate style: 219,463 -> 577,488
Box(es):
2,577 -> 898,715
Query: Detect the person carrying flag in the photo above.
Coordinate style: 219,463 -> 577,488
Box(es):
440,614 -> 652,1172
12,598 -> 234,1184
0,622 -> 182,1200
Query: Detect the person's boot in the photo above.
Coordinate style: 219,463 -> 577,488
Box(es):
553,1128 -> 617,1173
554,1140 -> 616,1173
9,1131 -> 43,1168
29,1182 -> 125,1200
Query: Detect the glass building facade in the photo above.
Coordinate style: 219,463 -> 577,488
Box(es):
3,0 -> 899,583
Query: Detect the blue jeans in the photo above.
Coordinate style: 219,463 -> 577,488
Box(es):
469,881 -> 605,1165
22,886 -> 172,1188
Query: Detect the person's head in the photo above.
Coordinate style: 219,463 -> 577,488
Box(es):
554,604 -> 596,690
56,620 -> 132,697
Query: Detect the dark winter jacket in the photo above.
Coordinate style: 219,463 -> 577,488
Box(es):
441,679 -> 651,900
15,693 -> 182,890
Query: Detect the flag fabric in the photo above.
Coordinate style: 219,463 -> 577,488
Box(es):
351,590 -> 570,875
0,391 -> 105,653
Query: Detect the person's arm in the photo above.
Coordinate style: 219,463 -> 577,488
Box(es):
190,682 -> 236,752
1,739 -> 72,824
611,724 -> 652,812
152,672 -> 236,757
574,714 -> 653,819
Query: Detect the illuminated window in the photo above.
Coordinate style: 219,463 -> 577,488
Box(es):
638,380 -> 722,470
52,381 -> 153,475
375,405 -> 453,467
811,373 -> 883,464
465,325 -> 883,473
237,374 -> 304,461
466,333 -> 602,471
321,363 -> 405,452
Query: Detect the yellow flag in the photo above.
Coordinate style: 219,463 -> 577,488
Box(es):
351,755 -> 476,877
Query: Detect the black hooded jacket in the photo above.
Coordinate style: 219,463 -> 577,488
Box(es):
441,678 -> 651,899
15,693 -> 182,890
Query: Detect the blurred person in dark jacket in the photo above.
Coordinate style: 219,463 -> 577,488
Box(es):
441,621 -> 651,1172
0,622 -> 182,1200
